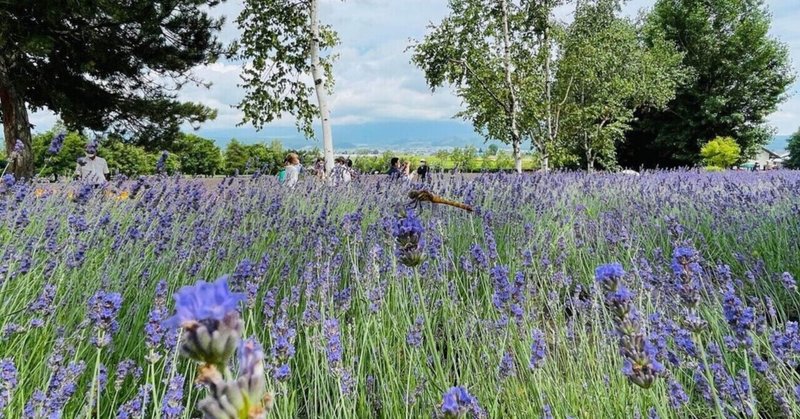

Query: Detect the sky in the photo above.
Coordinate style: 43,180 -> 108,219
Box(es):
25,0 -> 800,149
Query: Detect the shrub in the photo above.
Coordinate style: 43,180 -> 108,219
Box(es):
700,136 -> 740,168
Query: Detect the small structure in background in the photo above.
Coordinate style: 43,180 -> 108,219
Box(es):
745,146 -> 787,170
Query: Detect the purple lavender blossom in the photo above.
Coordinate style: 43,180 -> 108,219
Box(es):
440,386 -> 481,418
160,374 -> 185,418
87,291 -> 122,347
1,173 -> 15,188
117,384 -> 152,419
48,132 -> 67,155
1,358 -> 18,411
722,283 -> 755,341
274,364 -> 291,382
393,210 -> 425,267
498,351 -> 516,379
667,379 -> 689,408
470,243 -> 488,270
529,329 -> 546,369
28,283 -> 56,318
781,272 -> 796,292
406,316 -> 423,348
323,319 -> 343,370
595,263 -> 625,285
114,359 -> 142,391
671,246 -> 702,308
163,276 -> 245,328
164,276 -> 245,366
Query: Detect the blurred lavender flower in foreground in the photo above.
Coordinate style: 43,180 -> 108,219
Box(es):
167,277 -> 272,418
197,338 -> 273,419
48,132 -> 67,155
163,275 -> 245,366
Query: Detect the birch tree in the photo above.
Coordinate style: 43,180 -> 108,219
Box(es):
557,0 -> 685,170
412,0 -> 530,172
413,0 -> 575,172
234,0 -> 338,173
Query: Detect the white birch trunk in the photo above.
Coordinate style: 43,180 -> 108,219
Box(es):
499,0 -> 523,173
309,0 -> 334,174
542,22 -> 552,173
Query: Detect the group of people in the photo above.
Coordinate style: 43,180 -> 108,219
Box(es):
278,154 -> 430,188
75,143 -> 433,189
278,154 -> 358,187
387,157 -> 429,182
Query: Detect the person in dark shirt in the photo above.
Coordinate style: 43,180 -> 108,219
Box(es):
416,159 -> 429,182
387,157 -> 400,178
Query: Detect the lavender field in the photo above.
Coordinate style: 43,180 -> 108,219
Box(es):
1,171 -> 799,418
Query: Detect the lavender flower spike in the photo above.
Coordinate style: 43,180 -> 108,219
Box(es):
48,132 -> 67,155
197,338 -> 273,419
1,358 -> 18,412
164,276 -> 245,366
441,386 -> 483,418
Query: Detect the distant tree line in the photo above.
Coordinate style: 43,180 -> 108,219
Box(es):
25,125 -> 319,179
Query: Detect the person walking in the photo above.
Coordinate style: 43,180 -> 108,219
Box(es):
74,142 -> 109,186
416,159 -> 429,182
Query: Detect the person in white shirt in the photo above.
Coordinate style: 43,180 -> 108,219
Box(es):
283,152 -> 302,188
74,143 -> 109,186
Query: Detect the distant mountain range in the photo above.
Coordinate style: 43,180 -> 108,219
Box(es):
198,121 -> 793,154
198,121 -> 505,152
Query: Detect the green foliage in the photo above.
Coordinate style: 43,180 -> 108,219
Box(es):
495,151 -> 513,170
102,140 -> 154,176
233,0 -> 339,139
0,0 -> 224,176
450,146 -> 479,171
621,0 -> 794,168
32,129 -> 87,179
785,129 -> 800,169
700,136 -> 741,168
224,140 -> 250,175
223,139 -> 290,175
486,144 -> 499,156
411,0 -> 559,170
558,0 -> 685,171
174,134 -> 223,176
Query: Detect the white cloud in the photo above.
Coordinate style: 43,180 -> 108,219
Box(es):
21,0 -> 800,137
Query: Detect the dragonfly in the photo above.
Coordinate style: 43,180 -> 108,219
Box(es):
407,190 -> 473,213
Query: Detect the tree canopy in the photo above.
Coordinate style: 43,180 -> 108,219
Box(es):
0,0 -> 224,177
557,0 -> 685,171
619,0 -> 794,168
234,0 -> 339,172
785,129 -> 800,170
